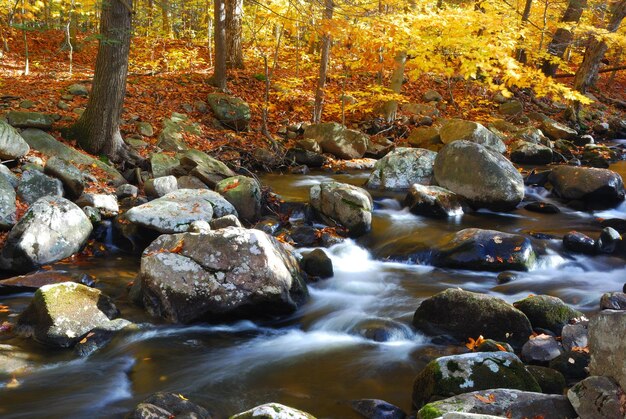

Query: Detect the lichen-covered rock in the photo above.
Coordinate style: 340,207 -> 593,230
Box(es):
6,111 -> 54,129
129,392 -> 212,419
350,399 -> 406,419
541,119 -> 577,140
0,174 -> 16,230
230,403 -> 316,419
124,189 -> 237,234
303,122 -> 369,160
136,227 -> 308,323
433,229 -> 536,271
0,120 -> 30,159
548,166 -> 625,207
207,93 -> 251,131
417,389 -> 576,419
567,376 -> 624,419
365,147 -> 437,190
404,184 -> 465,217
413,288 -> 533,349
439,119 -> 506,153
67,83 -> 89,96
412,352 -> 540,408
0,196 -> 92,272
433,141 -> 524,211
43,156 -> 85,199
215,176 -> 262,223
509,140 -> 553,165
15,282 -> 121,348
210,214 -> 242,229
75,193 -> 119,217
589,310 -> 626,390
310,181 -> 373,237
144,175 -> 178,198
17,170 -> 64,204
513,295 -> 583,336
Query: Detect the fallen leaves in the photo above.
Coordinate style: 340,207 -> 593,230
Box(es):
466,335 -> 485,351
474,393 -> 496,404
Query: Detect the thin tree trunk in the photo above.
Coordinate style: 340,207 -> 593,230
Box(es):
21,0 -> 28,76
382,50 -> 407,123
225,0 -> 243,69
313,0 -> 334,124
541,0 -> 587,76
160,0 -> 171,37
574,0 -> 626,92
69,0 -> 133,162
515,0 -> 533,63
212,0 -> 227,90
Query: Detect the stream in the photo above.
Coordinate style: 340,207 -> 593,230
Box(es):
0,161 -> 625,418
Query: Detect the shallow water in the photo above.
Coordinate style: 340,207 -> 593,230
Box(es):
0,163 -> 624,418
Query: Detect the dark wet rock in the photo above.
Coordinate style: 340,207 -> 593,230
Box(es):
290,225 -> 318,247
499,100 -> 523,115
524,201 -> 560,214
433,228 -> 536,271
15,282 -> 124,348
17,170 -> 64,204
74,319 -> 133,357
439,119 -> 506,153
136,227 -> 308,323
116,184 -> 139,199
475,339 -> 514,353
582,144 -> 617,168
230,403 -> 315,419
526,365 -> 567,395
524,169 -> 551,187
310,181 -> 372,237
541,119 -> 577,140
0,196 -> 92,272
285,148 -> 327,168
303,122 -> 369,160
365,148 -> 437,190
130,392 -> 211,419
509,140 -> 553,165
563,231 -> 596,255
129,402 -> 172,418
417,389 -> 576,419
209,214 -> 242,230
0,120 -> 30,160
496,271 -> 518,284
43,156 -> 85,199
549,350 -> 590,380
75,193 -> 119,217
521,334 -> 564,364
144,176 -> 178,198
433,141 -> 524,211
561,321 -> 588,351
350,399 -> 406,419
412,352 -> 540,408
206,93 -> 250,131
567,376 -> 624,419
300,249 -> 334,279
513,295 -> 583,336
600,292 -> 626,310
215,176 -> 262,224
6,111 -> 54,129
404,184 -> 464,217
589,310 -> 626,390
600,218 -> 626,234
253,217 -> 282,236
0,270 -> 94,295
351,318 -> 413,342
412,288 -> 533,349
548,166 -> 625,208
0,174 -> 16,230
596,226 -> 622,254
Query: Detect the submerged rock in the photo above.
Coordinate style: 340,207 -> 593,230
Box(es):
310,181 -> 373,237
563,231 -> 596,254
365,147 -> 437,190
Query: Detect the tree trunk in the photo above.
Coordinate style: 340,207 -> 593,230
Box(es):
212,0 -> 227,89
382,51 -> 407,123
225,0 -> 243,69
574,0 -> 626,92
313,0 -> 334,124
68,0 -> 132,162
541,0 -> 587,76
515,0 -> 533,63
160,0 -> 171,37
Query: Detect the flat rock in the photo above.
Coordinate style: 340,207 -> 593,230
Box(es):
43,156 -> 85,199
589,310 -> 626,390
17,170 -> 64,204
6,111 -> 53,129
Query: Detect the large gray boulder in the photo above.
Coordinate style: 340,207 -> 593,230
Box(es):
43,156 -> 85,199
433,141 -> 524,211
17,170 -> 64,204
417,389 -> 576,419
509,140 -> 553,165
0,196 -> 93,272
439,119 -> 506,153
5,111 -> 53,129
548,166 -> 625,207
567,376 -> 624,419
230,403 -> 316,419
589,310 -> 626,391
412,352 -> 540,408
365,147 -> 437,190
310,181 -> 373,237
541,119 -> 577,140
124,189 -> 237,234
304,122 -> 369,159
0,120 -> 30,159
0,174 -> 16,230
206,93 -> 251,131
413,288 -> 533,348
136,227 -> 308,323
215,175 -> 262,223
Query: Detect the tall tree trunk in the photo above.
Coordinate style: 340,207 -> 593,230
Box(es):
515,0 -> 533,63
225,0 -> 243,69
68,0 -> 133,162
382,51 -> 407,123
160,0 -> 171,37
212,0 -> 227,89
541,0 -> 587,76
574,0 -> 626,92
313,0 -> 334,124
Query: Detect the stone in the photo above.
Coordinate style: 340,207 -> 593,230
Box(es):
0,345 -> 33,378
43,156 -> 85,199
150,153 -> 179,178
187,219 -> 211,234
433,229 -> 536,271
285,148 -> 327,168
524,201 -> 560,214
521,334 -> 564,364
350,318 -> 413,342
17,170 -> 64,204
0,270 -> 95,295
423,89 -> 443,102
215,176 -> 262,223
157,118 -> 188,152
136,228 -> 308,323
513,295 -> 584,336
136,121 -> 154,137
144,175 -> 178,198
365,147 -> 437,190
179,149 -> 236,180
82,206 -> 101,223
499,100 -> 523,115
310,181 -> 373,237
15,282 -> 120,348
177,175 -> 208,190
412,288 -> 533,349
116,184 -> 138,199
404,184 -> 464,217
596,227 -> 621,254
303,122 -> 369,160
300,248 -> 333,279
548,166 -> 625,207
67,84 -> 89,96
407,126 -> 442,150
206,93 -> 251,131
509,140 -> 553,165
130,392 -> 211,419
296,138 -> 323,153
560,322 -> 588,354
567,376 -> 624,419
600,292 -> 626,310
549,350 -> 590,380
0,174 -> 16,230
75,193 -> 119,217
5,111 -> 54,129
526,365 -> 567,395
402,103 -> 439,118
439,119 -> 506,153
412,352 -> 540,408
417,389 -> 576,419
589,310 -> 626,390
230,403 -> 316,419
0,164 -> 18,188
350,399 -> 406,419
0,120 -> 30,159
514,127 -> 549,145
563,231 -> 596,254
209,214 -> 242,230
541,119 -> 577,140
433,141 -> 524,211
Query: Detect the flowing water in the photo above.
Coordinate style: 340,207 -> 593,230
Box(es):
0,161 -> 625,418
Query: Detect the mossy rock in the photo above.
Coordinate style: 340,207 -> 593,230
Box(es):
207,93 -> 251,131
526,365 -> 566,394
215,175 -> 261,224
513,295 -> 583,336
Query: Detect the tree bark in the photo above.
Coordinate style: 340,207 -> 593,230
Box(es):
313,0 -> 334,124
515,0 -> 533,63
541,0 -> 587,76
574,0 -> 626,92
382,51 -> 407,123
212,0 -> 227,89
225,0 -> 243,69
68,0 -> 132,162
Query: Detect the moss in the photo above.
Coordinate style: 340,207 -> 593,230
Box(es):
417,403 -> 444,419
447,360 -> 461,373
